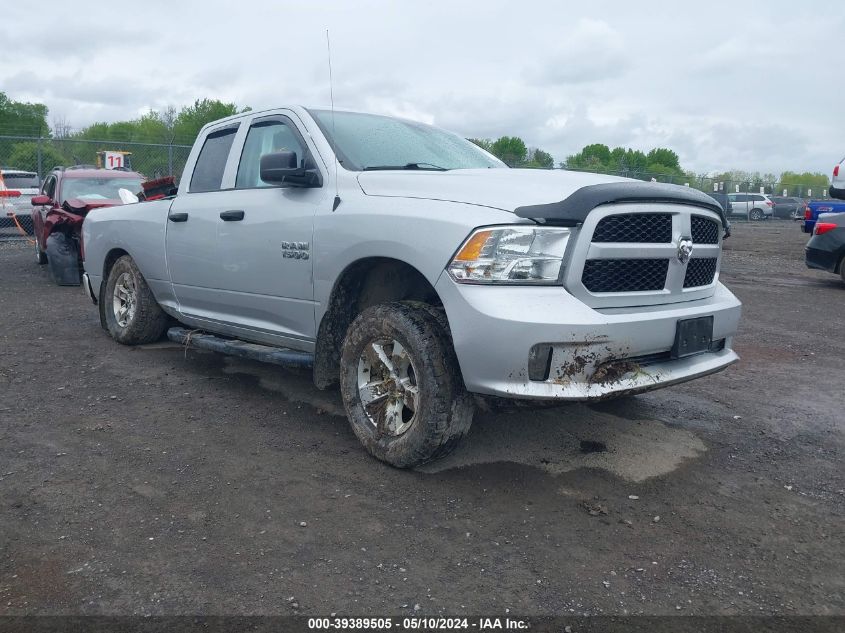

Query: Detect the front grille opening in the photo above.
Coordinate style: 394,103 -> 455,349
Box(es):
592,213 -> 672,243
691,216 -> 720,244
582,259 -> 668,293
684,257 -> 718,288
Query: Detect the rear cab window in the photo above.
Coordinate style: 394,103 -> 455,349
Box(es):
190,125 -> 239,192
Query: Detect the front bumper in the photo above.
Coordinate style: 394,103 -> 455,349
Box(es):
436,276 -> 742,400
81,272 -> 98,304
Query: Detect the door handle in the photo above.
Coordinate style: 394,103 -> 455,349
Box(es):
168,212 -> 189,222
219,210 -> 245,221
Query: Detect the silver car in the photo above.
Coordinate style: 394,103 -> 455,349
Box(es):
81,106 -> 742,467
727,192 -> 774,221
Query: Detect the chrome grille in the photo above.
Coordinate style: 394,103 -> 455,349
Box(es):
592,213 -> 672,243
683,257 -> 718,287
691,216 -> 719,244
582,259 -> 668,293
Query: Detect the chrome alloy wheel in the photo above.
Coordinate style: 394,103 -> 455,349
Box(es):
112,271 -> 137,328
357,338 -> 419,437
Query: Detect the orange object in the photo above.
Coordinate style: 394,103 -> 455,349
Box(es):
454,230 -> 493,261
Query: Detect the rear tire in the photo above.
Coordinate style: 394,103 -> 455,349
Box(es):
749,208 -> 764,221
103,255 -> 168,345
340,302 -> 474,468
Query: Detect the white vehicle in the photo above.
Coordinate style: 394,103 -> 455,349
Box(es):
830,156 -> 845,200
0,169 -> 39,233
726,192 -> 774,221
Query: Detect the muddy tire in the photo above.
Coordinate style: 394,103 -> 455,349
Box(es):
103,255 -> 168,345
340,302 -> 474,468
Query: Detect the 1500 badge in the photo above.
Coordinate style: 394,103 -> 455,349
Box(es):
281,241 -> 310,260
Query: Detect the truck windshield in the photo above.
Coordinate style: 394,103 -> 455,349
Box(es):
61,177 -> 143,201
308,109 -> 505,172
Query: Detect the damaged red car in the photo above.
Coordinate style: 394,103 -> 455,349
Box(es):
31,166 -> 144,285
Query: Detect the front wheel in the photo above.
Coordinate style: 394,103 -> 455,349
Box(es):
103,255 -> 169,345
340,302 -> 474,468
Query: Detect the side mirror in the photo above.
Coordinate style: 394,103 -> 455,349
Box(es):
31,195 -> 52,206
260,151 -> 320,187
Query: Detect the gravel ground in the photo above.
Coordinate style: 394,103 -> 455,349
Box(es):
0,222 -> 843,617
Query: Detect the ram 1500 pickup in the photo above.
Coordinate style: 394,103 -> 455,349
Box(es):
81,106 -> 742,467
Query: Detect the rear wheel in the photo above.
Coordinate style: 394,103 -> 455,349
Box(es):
340,302 -> 474,468
103,255 -> 168,345
750,208 -> 764,221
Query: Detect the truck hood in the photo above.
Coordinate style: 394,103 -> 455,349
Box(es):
356,168 -> 631,212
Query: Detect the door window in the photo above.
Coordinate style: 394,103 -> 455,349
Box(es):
235,120 -> 306,189
42,176 -> 56,199
189,126 -> 239,193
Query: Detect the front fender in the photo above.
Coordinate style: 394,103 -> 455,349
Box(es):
312,196 -> 520,324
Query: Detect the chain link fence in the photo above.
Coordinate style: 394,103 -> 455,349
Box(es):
0,135 -> 193,182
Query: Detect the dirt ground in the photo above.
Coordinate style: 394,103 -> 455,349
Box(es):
0,222 -> 843,617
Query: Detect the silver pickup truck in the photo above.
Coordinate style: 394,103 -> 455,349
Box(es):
81,106 -> 741,467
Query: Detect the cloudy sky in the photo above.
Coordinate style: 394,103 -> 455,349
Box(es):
2,0 -> 842,175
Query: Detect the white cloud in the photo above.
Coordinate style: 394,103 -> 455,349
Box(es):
0,0 -> 841,175
525,18 -> 629,85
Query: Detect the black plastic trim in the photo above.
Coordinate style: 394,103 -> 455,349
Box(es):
514,182 -> 731,237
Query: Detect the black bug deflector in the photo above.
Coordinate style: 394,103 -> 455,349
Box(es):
514,182 -> 731,237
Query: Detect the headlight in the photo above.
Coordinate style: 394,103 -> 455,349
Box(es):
447,226 -> 571,284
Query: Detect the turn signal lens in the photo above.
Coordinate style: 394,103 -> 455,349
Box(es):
454,230 -> 493,261
448,226 -> 571,284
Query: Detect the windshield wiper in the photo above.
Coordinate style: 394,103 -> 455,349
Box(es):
363,162 -> 449,171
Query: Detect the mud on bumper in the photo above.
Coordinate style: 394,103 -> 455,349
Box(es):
435,277 -> 741,400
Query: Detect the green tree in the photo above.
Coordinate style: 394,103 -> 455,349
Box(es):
490,136 -> 528,167
565,143 -> 612,171
172,99 -> 244,143
527,148 -> 554,169
646,148 -> 680,171
6,142 -> 70,173
778,171 -> 830,197
467,138 -> 493,152
0,92 -> 49,135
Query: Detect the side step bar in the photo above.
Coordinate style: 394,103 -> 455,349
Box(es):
167,327 -> 314,368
